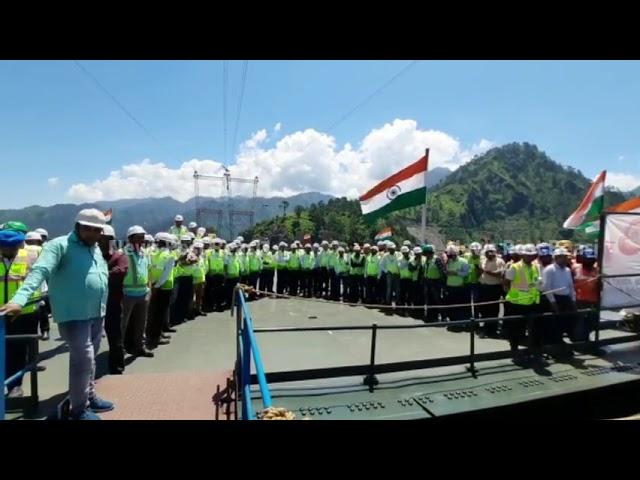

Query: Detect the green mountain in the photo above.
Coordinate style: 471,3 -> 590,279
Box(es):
243,142 -> 627,245
0,192 -> 333,240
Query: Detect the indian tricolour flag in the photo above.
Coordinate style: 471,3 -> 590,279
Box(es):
359,154 -> 428,223
374,227 -> 393,242
563,170 -> 606,237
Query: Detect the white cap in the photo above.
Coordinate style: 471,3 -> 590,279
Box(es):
102,225 -> 116,238
76,209 -> 107,228
174,215 -> 183,222
197,227 -> 206,236
446,245 -> 459,255
127,225 -> 146,237
553,247 -> 569,257
188,222 -> 197,229
403,240 -> 412,246
279,241 -> 287,247
413,246 -> 422,254
400,246 -> 410,253
180,235 -> 191,242
193,241 -> 204,249
305,243 -> 312,248
34,228 -> 48,237
353,245 -> 361,251
521,244 -> 537,255
387,242 -> 396,249
25,231 -> 42,241
144,234 -> 154,242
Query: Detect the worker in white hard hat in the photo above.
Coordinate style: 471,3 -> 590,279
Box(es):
146,232 -> 175,350
172,233 -> 199,323
444,244 -> 469,331
477,243 -> 506,338
34,227 -> 49,243
190,241 -> 206,316
299,243 -> 315,297
541,247 -> 577,359
223,241 -> 242,307
1,208 -> 117,419
503,243 -> 544,365
170,215 -> 188,237
318,241 -> 331,299
245,241 -> 262,294
204,237 -> 226,312
463,242 -> 483,321
396,246 -> 413,315
331,246 -> 349,301
380,242 -> 400,305
180,234 -> 193,249
274,242 -> 290,295
408,246 -> 424,318
347,244 -> 365,303
187,221 -> 198,236
196,227 -> 206,239
120,225 -> 154,360
287,242 -> 302,296
310,243 -> 322,297
260,242 -> 275,295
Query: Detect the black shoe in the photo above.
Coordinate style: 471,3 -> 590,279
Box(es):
109,369 -> 124,375
133,349 -> 155,358
163,328 -> 177,333
41,331 -> 50,341
37,365 -> 47,372
160,333 -> 171,339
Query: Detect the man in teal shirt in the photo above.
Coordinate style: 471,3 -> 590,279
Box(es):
1,209 -> 114,420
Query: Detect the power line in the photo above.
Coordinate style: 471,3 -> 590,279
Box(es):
231,60 -> 249,158
326,60 -> 419,133
72,60 -> 160,144
222,60 -> 229,166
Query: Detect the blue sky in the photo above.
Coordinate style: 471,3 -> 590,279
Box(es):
2,60 -> 639,209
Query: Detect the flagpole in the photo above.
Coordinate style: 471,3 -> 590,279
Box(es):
420,148 -> 429,244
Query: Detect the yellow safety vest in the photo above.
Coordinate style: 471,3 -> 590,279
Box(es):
1,249 -> 41,314
506,261 -> 540,305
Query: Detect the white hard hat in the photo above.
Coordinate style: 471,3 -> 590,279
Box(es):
34,228 -> 48,237
213,238 -> 221,245
483,244 -> 496,253
470,242 -> 482,252
180,235 -> 191,242
197,227 -> 206,235
25,231 -> 42,241
76,209 -> 107,228
279,241 -> 287,247
202,237 -> 212,245
305,243 -> 312,248
313,243 -> 320,248
371,246 -> 379,251
271,244 -> 278,250
553,247 -> 569,257
155,232 -> 170,243
337,247 -> 345,252
219,238 -> 226,244
446,245 -> 459,255
331,240 -> 339,246
321,240 -> 329,245
376,241 -> 384,247
102,225 -> 116,239
144,234 -> 154,242
363,243 -> 371,248
413,246 -> 422,254
263,244 -> 270,251
188,222 -> 197,229
127,225 -> 146,237
237,236 -> 244,242
514,244 -> 524,255
169,234 -> 178,243
193,241 -> 204,249
353,245 -> 361,251
400,246 -> 410,253
522,244 -> 537,255
241,243 -> 248,249
387,242 -> 396,249
403,240 -> 412,246
174,215 -> 184,221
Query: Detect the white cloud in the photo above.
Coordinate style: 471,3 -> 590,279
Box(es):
47,177 -> 59,187
66,118 -> 496,203
274,122 -> 282,133
608,172 -> 640,192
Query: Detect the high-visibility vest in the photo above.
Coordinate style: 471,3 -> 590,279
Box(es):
365,254 -> 379,277
385,253 -> 400,275
288,251 -> 301,270
1,249 -> 41,314
333,255 -> 349,274
261,251 -> 274,270
169,225 -> 188,237
193,256 -> 206,284
226,255 -> 241,278
425,257 -> 442,280
464,253 -> 482,284
506,261 -> 540,305
410,258 -> 421,281
248,251 -> 262,273
319,251 -> 331,268
300,252 -> 315,270
275,251 -> 289,270
326,251 -> 337,270
123,252 -> 149,295
399,257 -> 413,280
207,249 -> 225,275
149,250 -> 174,290
446,258 -> 468,287
238,252 -> 248,275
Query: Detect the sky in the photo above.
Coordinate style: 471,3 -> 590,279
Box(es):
2,60 -> 640,209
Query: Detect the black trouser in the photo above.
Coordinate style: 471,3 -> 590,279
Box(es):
206,274 -> 224,311
203,275 -> 215,312
575,300 -> 598,343
349,275 -> 363,303
260,269 -> 274,294
546,295 -> 578,345
288,270 -> 300,296
276,269 -> 288,295
146,288 -> 172,346
399,278 -> 413,308
478,284 -> 503,335
504,303 -> 539,353
247,272 -> 259,290
312,269 -> 322,297
171,276 -> 194,324
105,297 -> 124,374
378,273 -> 387,305
365,276 -> 378,304
225,277 -> 239,307
320,267 -> 330,297
4,311 -> 39,390
301,269 -> 313,297
425,280 -> 443,322
330,273 -> 343,301
39,297 -> 51,334
446,286 -> 467,327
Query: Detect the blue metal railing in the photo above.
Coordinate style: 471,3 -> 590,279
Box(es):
236,288 -> 272,420
1,312 -> 5,420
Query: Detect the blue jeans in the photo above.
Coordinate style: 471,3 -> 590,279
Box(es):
58,317 -> 103,414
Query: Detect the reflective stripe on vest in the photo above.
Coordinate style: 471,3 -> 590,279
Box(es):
123,252 -> 149,294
